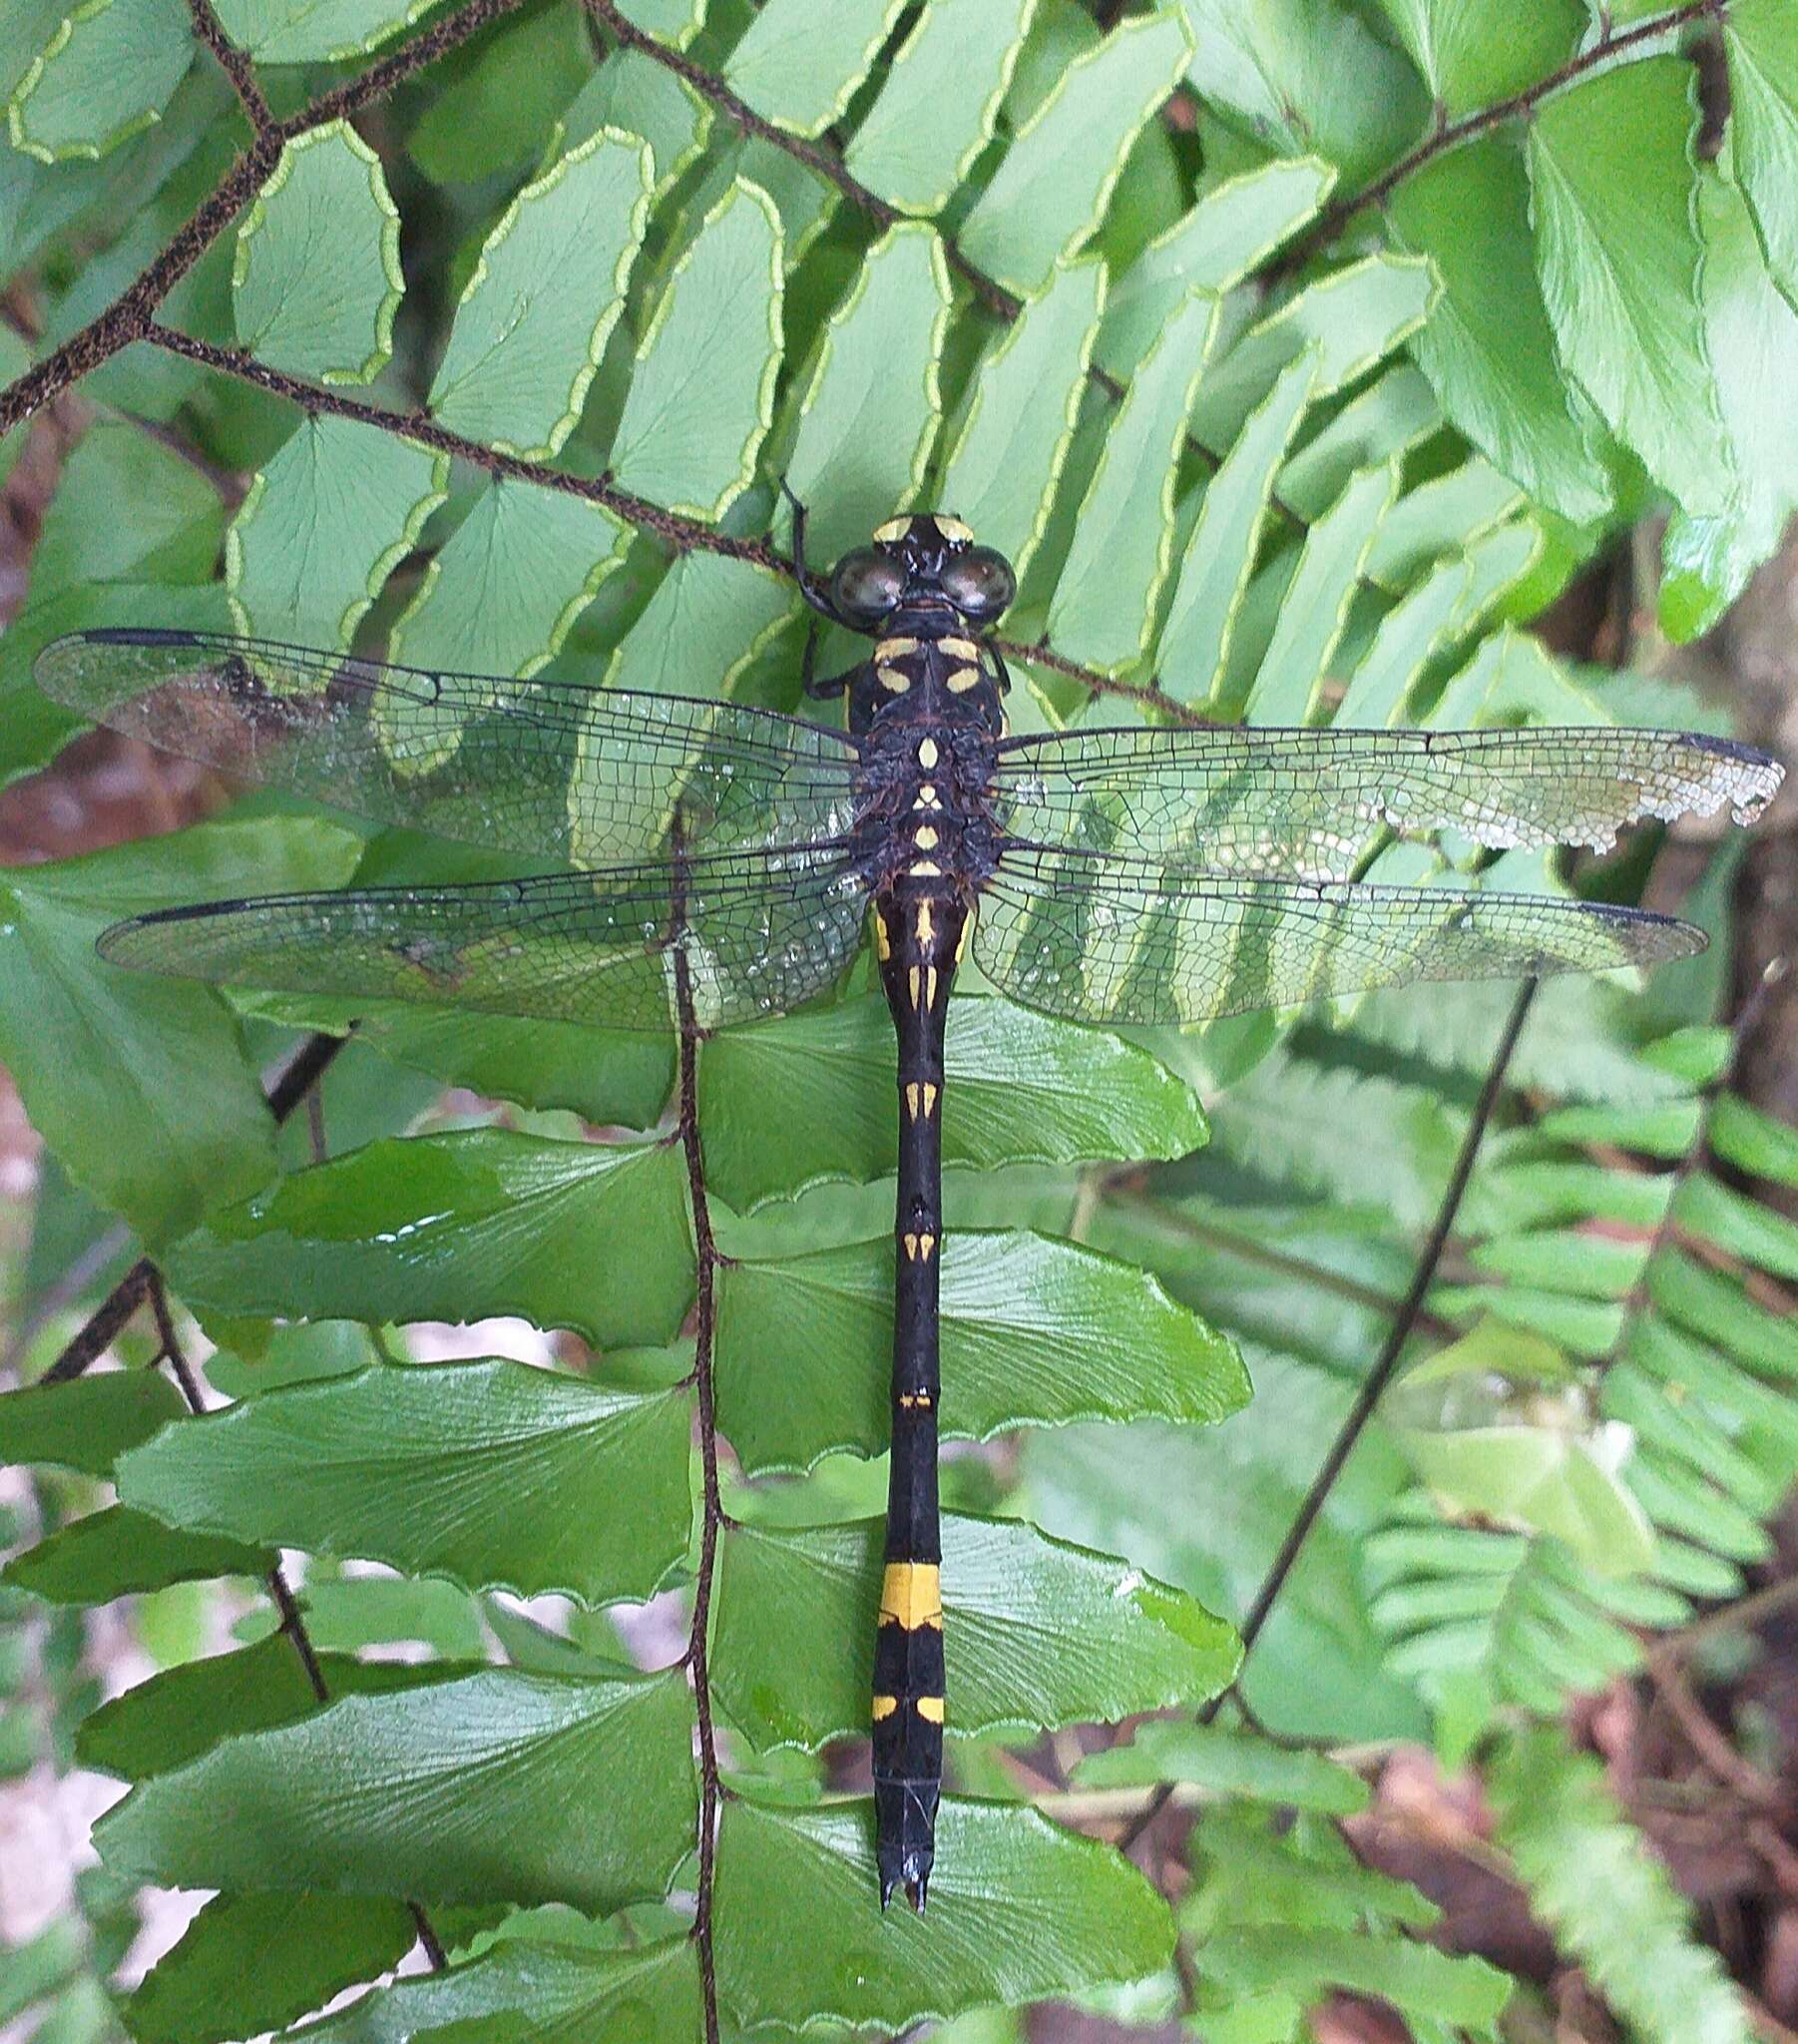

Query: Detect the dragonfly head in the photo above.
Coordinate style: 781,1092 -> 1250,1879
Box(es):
831,514 -> 1016,633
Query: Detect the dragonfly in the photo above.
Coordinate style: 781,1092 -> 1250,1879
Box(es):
36,511 -> 1782,1911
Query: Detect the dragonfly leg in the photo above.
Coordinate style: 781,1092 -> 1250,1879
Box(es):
781,477 -> 842,624
986,638 -> 1013,698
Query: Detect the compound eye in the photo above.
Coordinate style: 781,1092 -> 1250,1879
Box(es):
831,549 -> 905,624
941,546 -> 1015,620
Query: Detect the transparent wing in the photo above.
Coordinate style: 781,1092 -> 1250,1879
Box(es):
98,846 -> 873,1034
991,725 -> 1782,880
36,628 -> 862,866
973,845 -> 1704,1028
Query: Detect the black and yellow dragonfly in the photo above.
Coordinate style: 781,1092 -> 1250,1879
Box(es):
36,513 -> 1782,1909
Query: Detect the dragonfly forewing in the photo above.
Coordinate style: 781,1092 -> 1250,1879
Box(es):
36,628 -> 863,870
991,726 -> 1782,882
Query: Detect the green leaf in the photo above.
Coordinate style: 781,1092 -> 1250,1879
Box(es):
118,1360 -> 693,1607
1676,1171 -> 1798,1282
716,1228 -> 1246,1476
1046,290 -> 1216,675
1710,1093 -> 1798,1188
390,478 -> 629,676
722,0 -> 903,139
609,178 -> 781,521
283,1935 -> 700,2044
232,123 -> 402,386
429,129 -> 652,459
959,7 -> 1193,297
1528,57 -> 1727,516
7,0 -> 191,162
226,415 -> 447,644
699,992 -> 1205,1212
601,550 -> 793,698
78,1634 -> 463,1781
781,220 -> 951,562
1190,253 -> 1434,454
121,1893 -> 417,2044
167,1131 -> 693,1351
213,0 -> 427,62
1366,0 -> 1580,115
714,1795 -> 1173,2030
0,1371 -> 185,1477
563,48 -> 707,196
938,256 -> 1107,578
4,1506 -> 271,1604
1238,459 -> 1396,725
1387,1321 -> 1656,1576
1155,348 -> 1317,706
1726,0 -> 1798,307
0,817 -> 358,1242
712,1512 -> 1236,1749
844,0 -> 1035,215
1392,132 -> 1612,526
30,417 -> 224,591
1073,1721 -> 1370,1814
405,1 -> 595,184
1096,157 -> 1335,380
96,1668 -> 696,1912
1493,1728 -> 1754,2044
1661,165 -> 1798,637
1177,0 -> 1430,187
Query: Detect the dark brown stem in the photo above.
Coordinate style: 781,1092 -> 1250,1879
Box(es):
581,0 -> 1020,320
186,0 -> 273,135
1119,978 -> 1539,1852
144,323 -> 782,565
1274,0 -> 1728,277
673,938 -> 723,2044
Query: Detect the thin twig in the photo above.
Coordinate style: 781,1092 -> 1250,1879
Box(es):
672,864 -> 724,2044
1118,978 -> 1539,1853
1274,0 -> 1728,277
185,0 -> 273,135
143,323 -> 778,564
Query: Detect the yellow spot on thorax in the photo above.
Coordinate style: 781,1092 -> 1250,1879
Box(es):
940,637 -> 979,661
878,666 -> 910,693
916,900 -> 935,943
917,737 -> 939,768
915,1696 -> 946,1724
947,666 -> 981,693
914,823 -> 939,851
871,1694 -> 898,1721
876,637 -> 919,661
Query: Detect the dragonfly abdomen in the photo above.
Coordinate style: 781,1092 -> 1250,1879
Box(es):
871,879 -> 969,1911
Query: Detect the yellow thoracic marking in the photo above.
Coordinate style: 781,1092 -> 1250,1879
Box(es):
880,1562 -> 943,1630
917,737 -> 939,768
956,903 -> 974,963
922,1082 -> 939,1118
914,783 -> 940,808
903,1232 -> 919,1260
908,965 -> 921,1009
899,1389 -> 932,1408
873,911 -> 891,961
916,900 -> 935,944
876,636 -> 919,661
871,1694 -> 898,1721
936,515 -> 973,543
914,823 -> 939,850
940,636 -> 979,661
947,666 -> 981,693
916,1231 -> 936,1261
905,1082 -> 920,1120
926,967 -> 939,1008
874,516 -> 910,544
915,1696 -> 946,1724
878,665 -> 910,693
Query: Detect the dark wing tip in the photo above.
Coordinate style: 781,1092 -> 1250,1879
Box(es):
72,626 -> 205,649
1683,733 -> 1785,823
